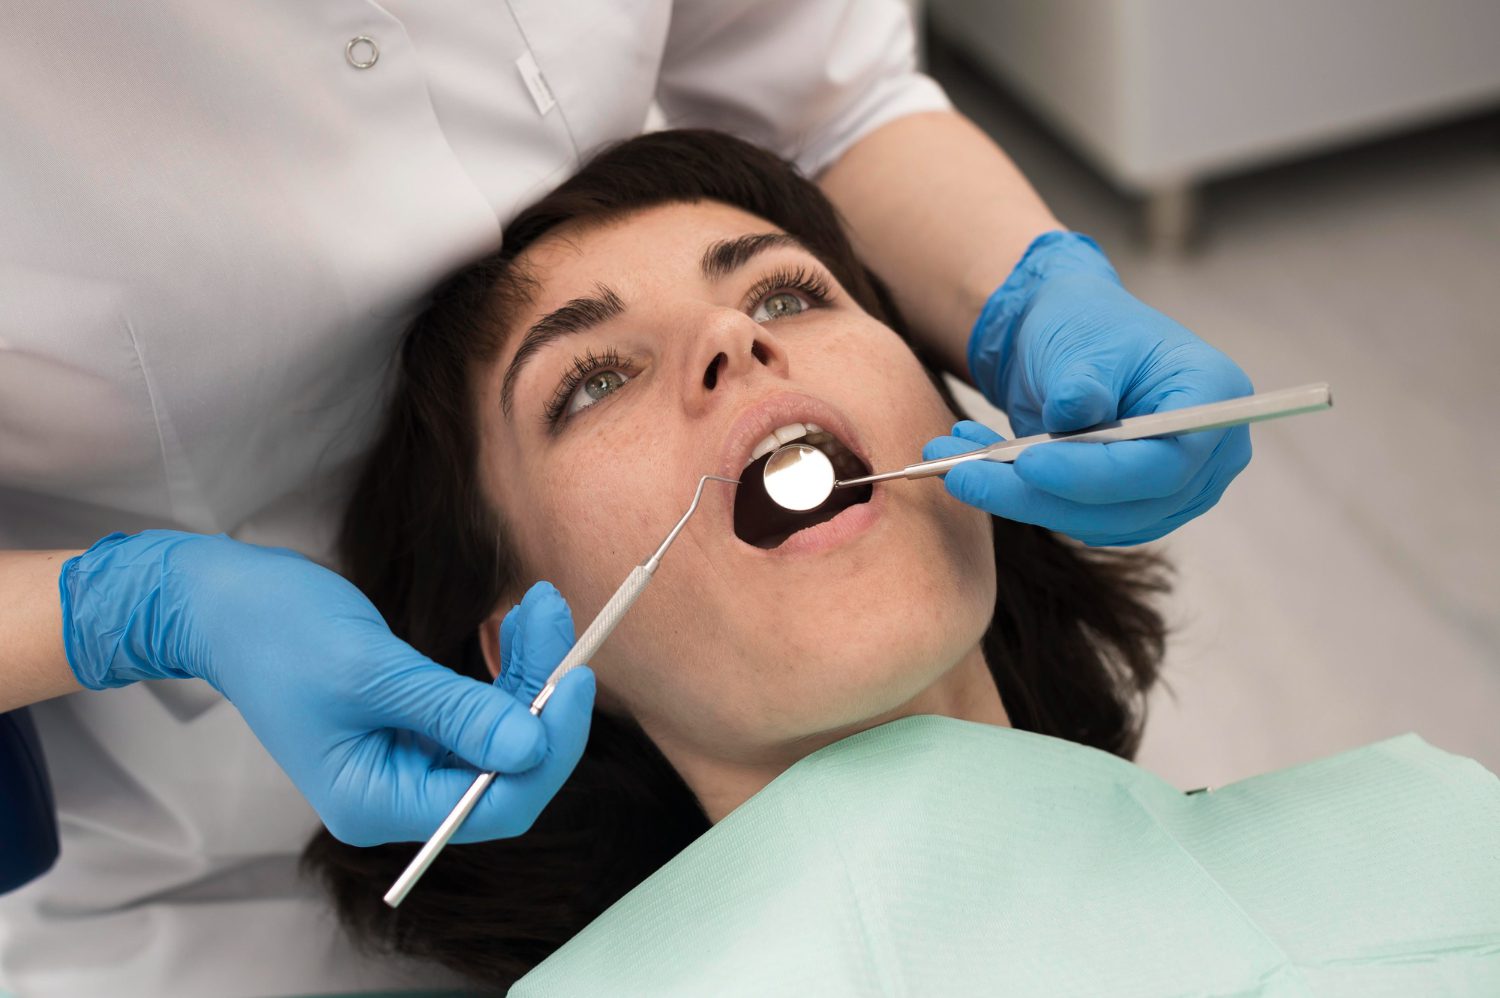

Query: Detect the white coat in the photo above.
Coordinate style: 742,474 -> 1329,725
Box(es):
0,2 -> 949,994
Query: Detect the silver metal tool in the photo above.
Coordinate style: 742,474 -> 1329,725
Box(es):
383,474 -> 739,909
762,442 -> 835,511
762,383 -> 1332,510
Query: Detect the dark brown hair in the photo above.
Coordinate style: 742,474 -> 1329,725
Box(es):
302,129 -> 1170,991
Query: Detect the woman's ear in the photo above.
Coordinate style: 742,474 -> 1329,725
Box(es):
478,603 -> 515,681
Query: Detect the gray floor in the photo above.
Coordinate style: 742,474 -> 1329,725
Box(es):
930,44 -> 1500,787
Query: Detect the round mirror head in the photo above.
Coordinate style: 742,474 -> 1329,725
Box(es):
762,442 -> 835,512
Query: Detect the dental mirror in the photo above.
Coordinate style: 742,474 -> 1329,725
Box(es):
762,442 -> 835,512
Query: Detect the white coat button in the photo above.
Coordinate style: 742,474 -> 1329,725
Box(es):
345,36 -> 379,69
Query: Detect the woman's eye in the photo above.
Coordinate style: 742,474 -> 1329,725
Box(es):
566,368 -> 630,416
752,290 -> 809,323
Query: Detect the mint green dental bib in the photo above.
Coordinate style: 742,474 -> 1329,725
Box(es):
511,716 -> 1500,997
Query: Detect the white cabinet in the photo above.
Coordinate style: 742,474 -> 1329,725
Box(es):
929,0 -> 1500,247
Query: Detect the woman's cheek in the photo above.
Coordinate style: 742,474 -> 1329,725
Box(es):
541,440 -> 682,614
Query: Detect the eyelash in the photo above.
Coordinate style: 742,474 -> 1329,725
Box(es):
543,346 -> 628,426
742,266 -> 833,315
542,267 -> 834,427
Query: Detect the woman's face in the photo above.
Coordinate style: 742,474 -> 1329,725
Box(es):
476,200 -> 995,770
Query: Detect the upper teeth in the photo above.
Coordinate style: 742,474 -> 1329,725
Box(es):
746,422 -> 824,468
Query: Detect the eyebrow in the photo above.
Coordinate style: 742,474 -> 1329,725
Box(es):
499,231 -> 811,417
699,232 -> 807,281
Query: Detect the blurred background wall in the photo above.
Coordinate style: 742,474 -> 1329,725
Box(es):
919,0 -> 1500,786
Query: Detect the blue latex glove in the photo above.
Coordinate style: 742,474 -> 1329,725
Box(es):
59,530 -> 594,846
929,231 -> 1254,546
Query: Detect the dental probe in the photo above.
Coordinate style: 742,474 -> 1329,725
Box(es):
835,383 -> 1332,490
383,474 -> 739,909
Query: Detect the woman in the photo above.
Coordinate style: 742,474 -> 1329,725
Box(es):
303,127 -> 1162,981
303,131 -> 1499,993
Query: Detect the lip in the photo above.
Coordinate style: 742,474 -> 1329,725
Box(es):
712,391 -> 882,557
715,391 -> 874,482
756,480 -> 886,556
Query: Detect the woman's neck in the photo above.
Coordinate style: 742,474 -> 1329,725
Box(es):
674,645 -> 1009,823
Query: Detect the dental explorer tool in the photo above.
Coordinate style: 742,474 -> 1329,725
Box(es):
383,474 -> 739,909
762,383 -> 1332,510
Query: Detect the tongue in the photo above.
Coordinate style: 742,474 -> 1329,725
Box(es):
733,453 -> 864,549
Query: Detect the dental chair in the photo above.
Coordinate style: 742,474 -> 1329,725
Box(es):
0,708 -> 59,894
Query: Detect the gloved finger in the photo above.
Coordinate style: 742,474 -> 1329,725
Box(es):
1038,364 -> 1115,434
1011,435 -> 1211,504
454,666 -> 596,843
318,666 -> 597,845
1157,422 -> 1252,529
921,421 -> 1005,463
1013,356 -> 1253,504
927,423 -> 1122,530
501,581 -> 577,703
1087,487 -> 1227,546
1107,364 -> 1255,484
1071,424 -> 1251,545
943,457 -> 1204,540
929,428 -> 1090,526
380,659 -> 547,774
941,459 -> 1091,529
950,420 -> 1005,446
315,730 -> 472,846
496,601 -> 521,691
929,419 -> 1247,544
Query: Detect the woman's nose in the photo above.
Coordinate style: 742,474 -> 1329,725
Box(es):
682,309 -> 790,414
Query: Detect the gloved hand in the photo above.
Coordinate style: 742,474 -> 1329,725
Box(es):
58,530 -> 594,846
927,231 -> 1254,546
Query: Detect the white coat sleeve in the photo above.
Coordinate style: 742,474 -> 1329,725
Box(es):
655,0 -> 952,178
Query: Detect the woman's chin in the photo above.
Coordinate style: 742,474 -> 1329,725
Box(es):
782,659 -> 967,743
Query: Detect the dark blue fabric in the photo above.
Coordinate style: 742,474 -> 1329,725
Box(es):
0,707 -> 59,894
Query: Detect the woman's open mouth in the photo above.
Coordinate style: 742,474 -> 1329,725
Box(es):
732,424 -> 874,549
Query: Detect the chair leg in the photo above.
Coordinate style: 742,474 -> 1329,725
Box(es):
1143,181 -> 1200,255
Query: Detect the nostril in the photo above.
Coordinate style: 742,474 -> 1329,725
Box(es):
750,340 -> 771,365
703,352 -> 726,390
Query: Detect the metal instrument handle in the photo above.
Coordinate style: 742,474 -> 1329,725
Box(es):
904,383 -> 1331,480
382,771 -> 496,908
529,564 -> 651,714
